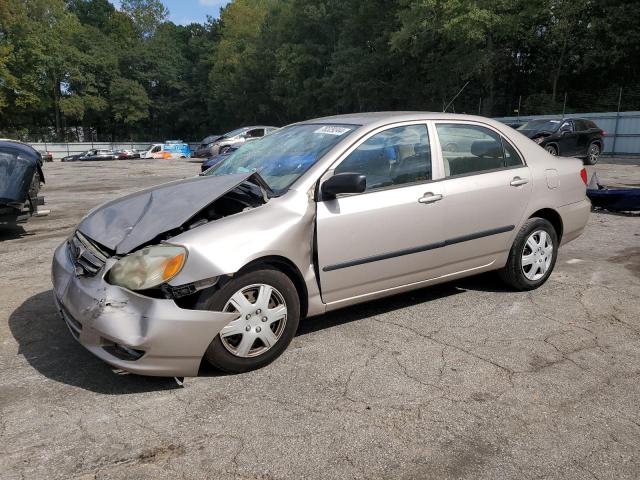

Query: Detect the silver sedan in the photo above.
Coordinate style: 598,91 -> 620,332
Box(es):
51,113 -> 591,376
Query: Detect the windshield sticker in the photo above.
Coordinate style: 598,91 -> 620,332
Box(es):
314,126 -> 351,136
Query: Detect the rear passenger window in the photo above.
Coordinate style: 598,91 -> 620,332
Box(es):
247,129 -> 265,138
436,124 -> 522,177
335,124 -> 431,192
574,120 -> 589,131
502,139 -> 524,167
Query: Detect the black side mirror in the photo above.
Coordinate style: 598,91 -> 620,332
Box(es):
321,172 -> 366,200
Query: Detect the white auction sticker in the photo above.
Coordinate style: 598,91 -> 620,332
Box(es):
314,126 -> 351,136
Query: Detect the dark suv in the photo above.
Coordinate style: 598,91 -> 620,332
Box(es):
517,118 -> 604,165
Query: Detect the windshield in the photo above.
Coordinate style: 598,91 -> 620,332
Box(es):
518,120 -> 560,132
205,124 -> 357,193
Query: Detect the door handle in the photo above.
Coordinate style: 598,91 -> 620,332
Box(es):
510,177 -> 529,187
418,193 -> 443,204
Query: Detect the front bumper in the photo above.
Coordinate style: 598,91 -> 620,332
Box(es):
51,241 -> 236,377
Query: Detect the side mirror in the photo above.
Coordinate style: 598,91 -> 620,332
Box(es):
321,172 -> 366,200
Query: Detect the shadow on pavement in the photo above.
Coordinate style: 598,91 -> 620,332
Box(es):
9,290 -> 181,394
297,273 -> 508,336
10,273 -> 510,390
0,225 -> 33,241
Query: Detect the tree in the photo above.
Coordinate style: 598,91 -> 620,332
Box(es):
120,0 -> 168,38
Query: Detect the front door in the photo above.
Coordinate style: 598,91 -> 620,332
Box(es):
434,122 -> 532,269
316,123 -> 447,304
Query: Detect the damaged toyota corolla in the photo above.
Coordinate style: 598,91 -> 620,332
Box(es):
52,113 -> 591,376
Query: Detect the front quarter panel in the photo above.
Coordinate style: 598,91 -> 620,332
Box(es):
167,189 -> 319,304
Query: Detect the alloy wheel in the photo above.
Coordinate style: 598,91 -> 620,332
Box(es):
521,230 -> 553,281
545,145 -> 557,156
219,284 -> 288,358
588,144 -> 600,164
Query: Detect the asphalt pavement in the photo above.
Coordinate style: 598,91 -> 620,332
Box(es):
0,157 -> 639,479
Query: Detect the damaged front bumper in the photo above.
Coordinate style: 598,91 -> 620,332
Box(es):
51,241 -> 236,377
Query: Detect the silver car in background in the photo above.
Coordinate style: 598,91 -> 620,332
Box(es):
51,112 -> 590,376
195,126 -> 279,158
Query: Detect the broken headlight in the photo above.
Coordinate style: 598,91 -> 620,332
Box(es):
108,244 -> 187,291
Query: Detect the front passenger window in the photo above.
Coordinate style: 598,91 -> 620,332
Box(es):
335,124 -> 431,192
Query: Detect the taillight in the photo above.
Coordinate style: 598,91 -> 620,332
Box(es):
601,130 -> 607,136
580,168 -> 587,185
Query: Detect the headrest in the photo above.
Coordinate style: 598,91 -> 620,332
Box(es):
470,140 -> 502,158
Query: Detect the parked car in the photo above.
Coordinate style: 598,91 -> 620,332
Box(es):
52,112 -> 590,377
201,145 -> 239,172
195,126 -> 278,158
0,140 -> 45,226
115,149 -> 141,160
39,150 -> 53,162
193,134 -> 223,158
517,118 -> 604,165
143,141 -> 191,159
61,149 -> 116,162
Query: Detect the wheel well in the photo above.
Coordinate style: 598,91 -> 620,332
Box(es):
530,208 -> 563,241
238,256 -> 309,319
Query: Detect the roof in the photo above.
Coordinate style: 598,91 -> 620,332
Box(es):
0,139 -> 41,159
297,111 -> 504,127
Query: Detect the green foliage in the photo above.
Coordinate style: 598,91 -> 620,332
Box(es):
110,77 -> 149,124
1,0 -> 639,141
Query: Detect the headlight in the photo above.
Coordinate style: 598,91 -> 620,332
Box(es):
108,244 -> 186,291
534,136 -> 545,144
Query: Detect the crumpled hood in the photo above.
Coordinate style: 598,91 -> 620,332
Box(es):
77,172 -> 254,254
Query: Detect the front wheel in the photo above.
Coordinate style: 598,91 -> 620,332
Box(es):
545,144 -> 558,156
584,142 -> 600,165
499,218 -> 558,291
197,269 -> 300,373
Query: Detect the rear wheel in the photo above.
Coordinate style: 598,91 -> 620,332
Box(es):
499,218 -> 558,291
545,144 -> 558,156
197,269 -> 300,373
584,142 -> 600,165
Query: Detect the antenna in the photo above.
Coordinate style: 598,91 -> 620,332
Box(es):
443,81 -> 470,113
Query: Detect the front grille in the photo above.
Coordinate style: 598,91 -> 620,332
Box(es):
68,231 -> 109,276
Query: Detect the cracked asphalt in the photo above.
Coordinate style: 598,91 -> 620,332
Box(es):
1,158 -> 639,480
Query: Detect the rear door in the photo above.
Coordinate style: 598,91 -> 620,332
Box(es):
433,122 -> 532,269
558,120 -> 578,156
316,123 -> 447,304
574,120 -> 591,156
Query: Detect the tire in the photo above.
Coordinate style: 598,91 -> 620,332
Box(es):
498,218 -> 558,291
545,144 -> 558,156
196,268 -> 300,373
583,142 -> 600,165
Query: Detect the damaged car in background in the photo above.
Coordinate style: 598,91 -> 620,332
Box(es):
1,139 -> 46,226
52,113 -> 590,377
194,126 -> 278,159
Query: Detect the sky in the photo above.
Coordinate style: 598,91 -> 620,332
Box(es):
110,0 -> 230,25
